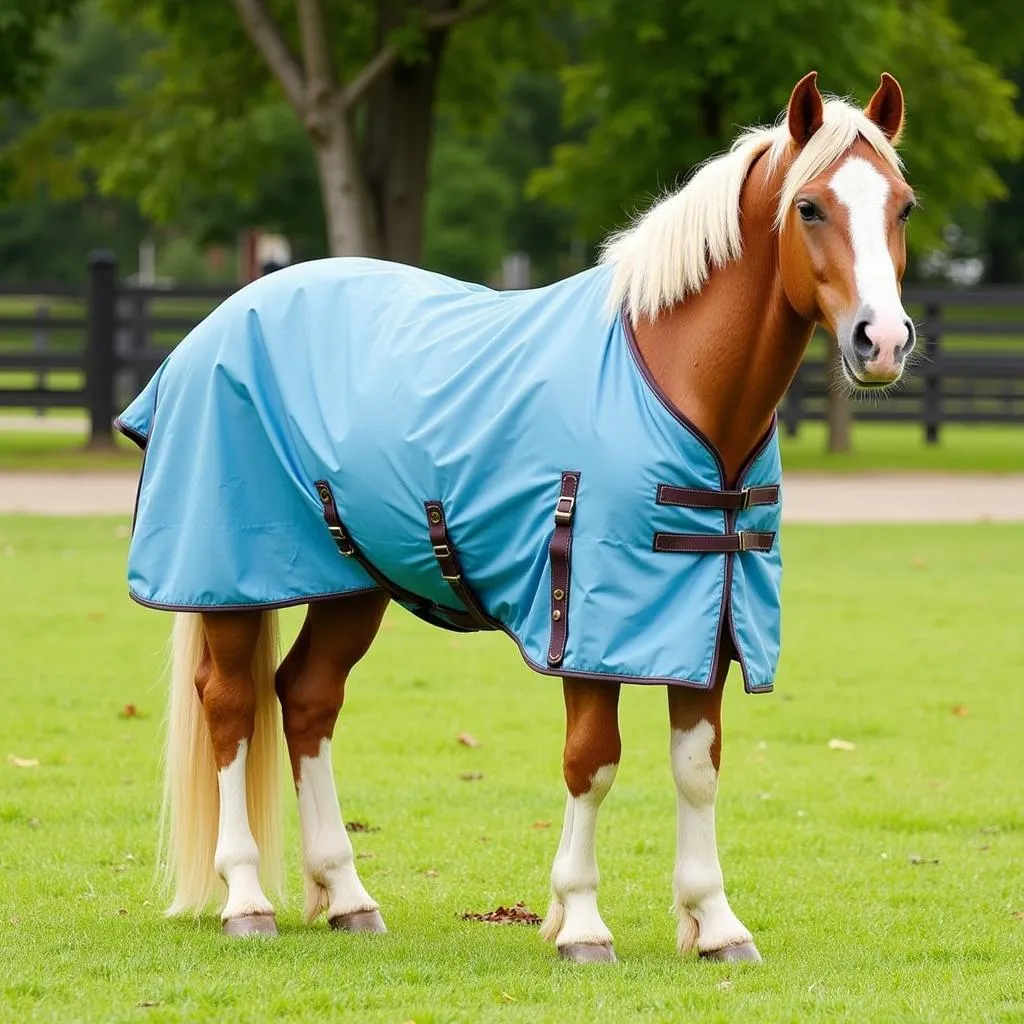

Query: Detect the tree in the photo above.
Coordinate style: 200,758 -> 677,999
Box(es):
6,0 -> 561,264
529,0 -> 1024,256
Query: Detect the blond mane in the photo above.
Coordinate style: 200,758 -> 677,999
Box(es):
601,97 -> 904,324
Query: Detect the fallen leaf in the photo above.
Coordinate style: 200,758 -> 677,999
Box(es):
908,854 -> 940,865
951,705 -> 969,718
532,820 -> 551,829
460,901 -> 541,925
345,821 -> 380,833
136,1001 -> 161,1009
118,908 -> 128,916
7,755 -> 39,768
459,772 -> 483,782
355,852 -> 375,860
501,992 -> 517,1003
828,738 -> 856,751
1013,910 -> 1024,921
119,704 -> 138,719
424,869 -> 439,878
457,731 -> 480,748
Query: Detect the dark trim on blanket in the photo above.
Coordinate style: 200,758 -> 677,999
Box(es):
113,416 -> 147,450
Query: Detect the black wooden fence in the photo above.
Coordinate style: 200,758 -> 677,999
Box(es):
1,251 -> 1022,447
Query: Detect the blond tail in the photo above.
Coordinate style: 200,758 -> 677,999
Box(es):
159,610 -> 283,916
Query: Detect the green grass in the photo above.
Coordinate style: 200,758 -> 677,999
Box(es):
0,430 -> 142,471
779,422 -> 1023,472
1,519 -> 1022,1022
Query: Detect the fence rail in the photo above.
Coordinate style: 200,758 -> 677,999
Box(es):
0,252 -> 1022,447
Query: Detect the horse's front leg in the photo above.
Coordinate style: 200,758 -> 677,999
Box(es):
539,678 -> 621,964
668,658 -> 761,962
276,593 -> 390,932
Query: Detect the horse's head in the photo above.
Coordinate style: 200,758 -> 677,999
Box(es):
778,72 -> 916,388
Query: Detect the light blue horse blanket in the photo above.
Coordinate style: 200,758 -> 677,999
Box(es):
117,258 -> 783,691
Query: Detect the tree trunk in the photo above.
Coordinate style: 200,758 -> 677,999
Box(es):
315,108 -> 382,257
826,340 -> 852,453
362,2 -> 453,265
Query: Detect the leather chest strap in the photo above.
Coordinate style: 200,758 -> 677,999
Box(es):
424,500 -> 498,631
652,531 -> 775,554
656,483 -> 779,510
547,471 -> 580,667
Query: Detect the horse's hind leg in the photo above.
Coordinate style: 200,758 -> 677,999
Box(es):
668,658 -> 761,962
276,593 -> 390,931
540,679 -> 621,964
197,610 -> 278,935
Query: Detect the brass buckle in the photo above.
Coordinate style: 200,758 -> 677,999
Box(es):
738,531 -> 753,552
432,542 -> 452,560
328,524 -> 354,557
554,494 -> 575,525
739,488 -> 752,510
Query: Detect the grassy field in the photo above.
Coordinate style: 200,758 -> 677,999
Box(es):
0,421 -> 1020,474
1,518 -> 1022,1023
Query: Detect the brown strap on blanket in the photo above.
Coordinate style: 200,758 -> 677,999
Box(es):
652,531 -> 775,554
547,471 -> 580,667
424,501 -> 497,631
657,483 -> 779,510
315,479 -> 481,631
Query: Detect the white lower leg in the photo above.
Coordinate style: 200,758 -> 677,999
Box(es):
297,738 -> 377,922
215,740 -> 274,920
671,720 -> 751,953
540,763 -> 616,947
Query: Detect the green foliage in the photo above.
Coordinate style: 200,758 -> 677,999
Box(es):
530,0 -> 1024,253
0,0 -> 79,100
423,130 -> 515,282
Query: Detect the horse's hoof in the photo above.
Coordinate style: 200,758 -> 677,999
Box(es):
700,940 -> 762,963
222,913 -> 278,938
329,909 -> 387,933
558,942 -> 617,964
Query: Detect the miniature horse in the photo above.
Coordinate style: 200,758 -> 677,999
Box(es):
150,72 -> 914,962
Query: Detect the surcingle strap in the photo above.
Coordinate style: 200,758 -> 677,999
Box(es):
547,471 -> 580,667
424,500 -> 498,631
652,531 -> 775,554
315,479 -> 480,632
656,483 -> 779,510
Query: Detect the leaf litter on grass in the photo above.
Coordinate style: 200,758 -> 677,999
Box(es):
460,901 -> 541,925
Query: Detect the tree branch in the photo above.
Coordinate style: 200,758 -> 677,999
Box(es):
341,0 -> 501,110
231,0 -> 307,116
296,0 -> 335,92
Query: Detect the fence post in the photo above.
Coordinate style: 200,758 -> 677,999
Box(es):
86,249 -> 117,448
922,301 -> 942,445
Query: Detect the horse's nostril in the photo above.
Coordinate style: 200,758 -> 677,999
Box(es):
900,319 -> 916,357
852,321 -> 876,363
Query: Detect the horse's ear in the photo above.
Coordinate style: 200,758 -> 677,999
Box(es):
865,72 -> 904,143
787,71 -> 824,147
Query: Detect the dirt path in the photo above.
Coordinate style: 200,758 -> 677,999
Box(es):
0,470 -> 1022,522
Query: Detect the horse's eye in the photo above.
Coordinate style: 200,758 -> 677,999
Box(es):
797,200 -> 822,223
899,201 -> 916,222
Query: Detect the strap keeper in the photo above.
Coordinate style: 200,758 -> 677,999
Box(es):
739,488 -> 752,510
738,531 -> 753,552
432,542 -> 452,560
554,494 -> 576,525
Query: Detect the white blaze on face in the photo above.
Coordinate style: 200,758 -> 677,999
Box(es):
829,157 -> 908,348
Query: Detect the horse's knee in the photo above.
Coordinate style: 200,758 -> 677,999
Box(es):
671,719 -> 719,806
563,732 -> 620,798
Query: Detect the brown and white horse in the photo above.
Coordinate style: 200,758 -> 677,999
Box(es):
158,71 -> 915,961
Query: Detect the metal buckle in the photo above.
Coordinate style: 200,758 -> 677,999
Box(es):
432,542 -> 452,560
328,524 -> 354,556
554,494 -> 575,525
738,531 -> 752,552
739,488 -> 752,510
441,570 -> 461,583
